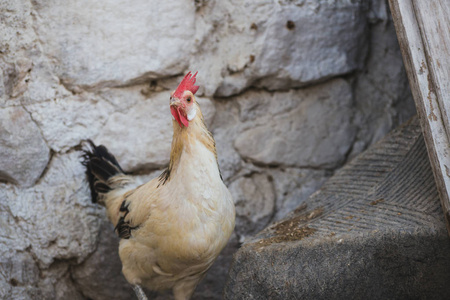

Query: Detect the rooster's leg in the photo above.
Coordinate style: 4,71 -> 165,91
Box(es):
133,285 -> 148,300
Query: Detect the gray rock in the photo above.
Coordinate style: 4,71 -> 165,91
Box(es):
0,106 -> 50,187
351,4 -> 416,158
234,79 -> 355,168
229,173 -> 276,238
267,168 -> 331,221
31,0 -> 195,90
193,0 -> 369,96
0,0 -> 35,105
0,151 -> 101,268
0,251 -> 40,299
54,274 -> 85,300
224,117 -> 450,299
210,100 -> 244,183
0,0 -> 70,108
26,94 -> 115,152
0,151 -> 101,299
27,0 -> 369,96
72,219 -> 135,300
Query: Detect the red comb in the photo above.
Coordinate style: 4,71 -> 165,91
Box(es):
173,71 -> 199,98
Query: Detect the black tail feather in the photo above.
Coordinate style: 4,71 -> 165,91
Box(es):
94,181 -> 112,194
90,158 -> 121,181
81,140 -> 124,203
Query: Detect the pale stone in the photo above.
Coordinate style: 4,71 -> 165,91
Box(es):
192,0 -> 368,96
210,101 -> 244,182
0,151 -> 102,299
267,168 -> 331,220
0,0 -> 70,108
0,252 -> 41,299
32,0 -> 196,90
0,106 -> 50,187
72,219 -> 135,300
26,94 -> 115,152
0,151 -> 101,268
0,0 -> 35,106
234,79 -> 355,168
54,274 -> 85,300
229,173 -> 276,237
28,0 -> 368,97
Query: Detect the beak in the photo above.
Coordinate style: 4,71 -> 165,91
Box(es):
170,97 -> 181,107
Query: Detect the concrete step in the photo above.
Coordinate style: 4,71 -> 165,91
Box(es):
224,116 -> 450,300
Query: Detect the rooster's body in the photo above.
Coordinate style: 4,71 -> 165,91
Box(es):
83,72 -> 235,300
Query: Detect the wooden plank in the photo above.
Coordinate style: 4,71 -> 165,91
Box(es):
413,0 -> 450,141
389,0 -> 450,235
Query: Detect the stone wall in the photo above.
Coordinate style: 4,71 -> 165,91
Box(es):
0,0 -> 415,299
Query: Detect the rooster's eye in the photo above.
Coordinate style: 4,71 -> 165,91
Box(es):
186,96 -> 192,102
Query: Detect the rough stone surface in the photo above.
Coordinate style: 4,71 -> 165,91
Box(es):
230,173 -> 276,238
31,0 -> 195,89
224,118 -> 450,299
29,0 -> 368,96
26,94 -> 115,152
350,0 -> 416,157
0,0 -> 417,299
267,168 -> 330,221
234,79 -> 355,168
71,219 -> 135,300
0,106 -> 50,187
0,152 -> 101,299
0,0 -> 70,108
193,0 -> 368,96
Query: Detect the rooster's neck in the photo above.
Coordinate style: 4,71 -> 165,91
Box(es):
158,104 -> 219,186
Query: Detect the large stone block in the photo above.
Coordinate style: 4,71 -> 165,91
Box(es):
234,79 -> 355,169
0,151 -> 102,299
0,0 -> 70,107
72,219 -> 135,300
229,173 -> 276,238
29,0 -> 368,97
193,0 -> 368,96
26,94 -> 115,152
0,106 -> 50,187
31,0 -> 195,89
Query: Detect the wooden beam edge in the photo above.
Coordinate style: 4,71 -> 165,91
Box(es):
388,0 -> 450,235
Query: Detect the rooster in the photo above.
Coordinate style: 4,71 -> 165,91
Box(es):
82,72 -> 235,300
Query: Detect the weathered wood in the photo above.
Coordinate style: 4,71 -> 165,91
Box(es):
389,0 -> 450,235
413,0 -> 450,140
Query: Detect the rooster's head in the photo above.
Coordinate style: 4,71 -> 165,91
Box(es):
170,71 -> 200,128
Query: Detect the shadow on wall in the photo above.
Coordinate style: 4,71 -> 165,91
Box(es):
0,0 -> 415,299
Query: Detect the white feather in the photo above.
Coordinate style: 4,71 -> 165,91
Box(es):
187,107 -> 197,121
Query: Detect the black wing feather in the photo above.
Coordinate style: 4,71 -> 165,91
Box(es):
114,199 -> 139,239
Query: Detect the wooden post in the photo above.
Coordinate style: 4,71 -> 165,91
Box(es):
389,0 -> 450,235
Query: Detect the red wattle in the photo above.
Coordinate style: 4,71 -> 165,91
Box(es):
171,106 -> 182,127
178,107 -> 189,127
170,106 -> 189,128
